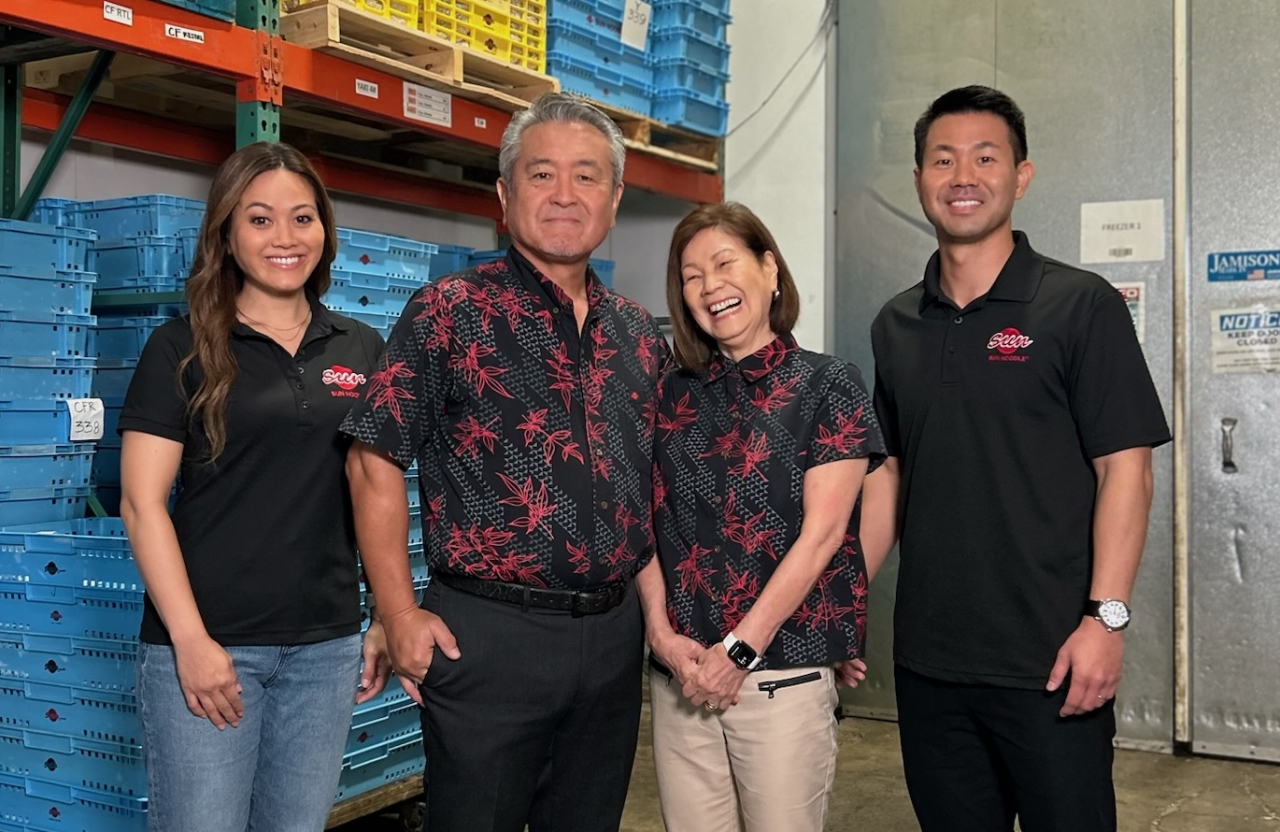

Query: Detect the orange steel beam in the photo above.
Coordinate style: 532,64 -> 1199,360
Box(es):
0,0 -> 259,80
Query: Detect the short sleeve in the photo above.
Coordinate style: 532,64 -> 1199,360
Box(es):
1069,288 -> 1171,458
340,282 -> 454,469
806,362 -> 887,472
117,320 -> 192,443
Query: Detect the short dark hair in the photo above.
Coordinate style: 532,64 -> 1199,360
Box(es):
665,202 -> 800,373
913,85 -> 1028,168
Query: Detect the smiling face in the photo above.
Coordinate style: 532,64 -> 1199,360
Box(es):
496,120 -> 623,271
914,111 -> 1034,246
680,226 -> 779,362
227,168 -> 325,298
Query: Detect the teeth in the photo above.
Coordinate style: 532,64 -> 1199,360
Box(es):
951,200 -> 980,207
268,256 -> 301,266
710,298 -> 741,314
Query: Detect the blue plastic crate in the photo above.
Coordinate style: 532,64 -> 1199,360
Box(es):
101,399 -> 125,444
648,24 -> 731,72
652,55 -> 729,99
0,445 -> 94,490
546,19 -> 653,86
0,519 -> 140,593
405,472 -> 420,511
0,771 -> 147,831
93,235 -> 187,286
0,724 -> 144,796
653,88 -> 729,136
327,269 -> 427,318
590,258 -> 615,288
91,361 -> 138,401
335,733 -> 425,801
92,483 -> 177,519
0,268 -> 96,319
0,582 -> 143,642
91,316 -> 174,362
467,249 -> 505,265
26,198 -> 81,228
549,0 -> 623,35
337,308 -> 399,336
335,228 -> 439,282
0,313 -> 94,361
0,220 -> 97,278
176,226 -> 200,272
0,358 -> 95,401
651,0 -> 730,39
0,402 -> 75,446
345,687 -> 419,755
67,195 -> 205,241
157,0 -> 236,20
0,678 -> 140,745
549,52 -> 654,117
428,244 -> 475,279
93,446 -> 121,488
0,487 -> 92,529
89,274 -> 183,294
0,632 -> 137,690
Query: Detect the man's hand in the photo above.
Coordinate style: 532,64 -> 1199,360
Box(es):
649,630 -> 704,689
835,658 -> 868,688
1046,617 -> 1124,717
382,606 -> 460,705
356,620 -> 393,704
683,644 -> 748,710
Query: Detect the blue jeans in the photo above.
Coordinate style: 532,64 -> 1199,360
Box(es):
136,634 -> 363,832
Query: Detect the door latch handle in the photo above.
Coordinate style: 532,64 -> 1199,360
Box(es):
1221,417 -> 1238,474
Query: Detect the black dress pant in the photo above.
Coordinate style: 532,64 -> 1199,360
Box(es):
895,664 -> 1117,832
417,579 -> 643,832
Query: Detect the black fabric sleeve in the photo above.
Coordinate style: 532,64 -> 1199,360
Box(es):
116,319 -> 193,444
806,361 -> 888,472
869,319 -> 902,458
1069,288 -> 1171,459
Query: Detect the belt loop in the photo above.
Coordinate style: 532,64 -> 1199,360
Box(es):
520,585 -> 530,613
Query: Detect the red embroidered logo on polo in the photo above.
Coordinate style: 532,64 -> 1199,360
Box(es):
987,328 -> 1034,362
323,365 -> 367,397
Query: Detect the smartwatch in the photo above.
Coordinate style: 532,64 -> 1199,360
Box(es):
722,631 -> 762,671
1085,598 -> 1131,632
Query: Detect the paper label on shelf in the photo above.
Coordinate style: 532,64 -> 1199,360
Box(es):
65,399 -> 105,442
1210,304 -> 1280,374
356,80 -> 379,99
403,83 -> 451,128
1112,281 -> 1146,345
165,24 -> 206,44
103,2 -> 133,25
1079,199 -> 1165,263
1207,249 -> 1280,282
621,0 -> 652,51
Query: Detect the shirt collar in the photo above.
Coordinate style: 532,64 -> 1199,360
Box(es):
920,230 -> 1044,313
505,245 -> 606,313
704,333 -> 797,385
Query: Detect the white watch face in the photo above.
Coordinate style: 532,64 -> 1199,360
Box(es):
1098,600 -> 1130,629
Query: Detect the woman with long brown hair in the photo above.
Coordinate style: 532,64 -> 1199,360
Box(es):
118,142 -> 390,831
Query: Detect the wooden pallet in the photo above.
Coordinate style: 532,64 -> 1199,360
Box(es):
280,0 -> 557,113
590,100 -> 720,174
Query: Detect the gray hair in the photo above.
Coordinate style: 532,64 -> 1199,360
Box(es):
498,93 -> 626,189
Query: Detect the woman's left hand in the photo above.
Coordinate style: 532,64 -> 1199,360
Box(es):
835,658 -> 868,688
356,619 -> 393,704
682,644 -> 748,710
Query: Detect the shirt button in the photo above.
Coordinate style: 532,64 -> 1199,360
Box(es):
301,401 -> 310,410
948,346 -> 956,354
713,495 -> 722,504
295,381 -> 305,390
954,316 -> 963,324
297,366 -> 305,373
713,545 -> 722,553
600,500 -> 609,510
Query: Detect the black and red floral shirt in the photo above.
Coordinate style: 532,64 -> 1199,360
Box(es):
341,248 -> 670,589
654,335 -> 885,669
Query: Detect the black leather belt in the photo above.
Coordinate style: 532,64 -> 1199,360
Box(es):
434,571 -> 629,616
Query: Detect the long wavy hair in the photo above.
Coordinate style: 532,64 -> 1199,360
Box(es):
178,142 -> 338,461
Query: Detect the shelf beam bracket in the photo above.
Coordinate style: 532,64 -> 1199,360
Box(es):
236,0 -> 282,147
0,47 -> 19,218
10,48 -> 113,220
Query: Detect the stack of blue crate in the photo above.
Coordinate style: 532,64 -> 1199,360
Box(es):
547,0 -> 655,116
648,0 -> 731,136
0,216 -> 99,528
0,518 -> 149,831
468,248 -> 616,288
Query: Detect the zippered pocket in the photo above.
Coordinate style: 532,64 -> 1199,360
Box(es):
757,671 -> 823,699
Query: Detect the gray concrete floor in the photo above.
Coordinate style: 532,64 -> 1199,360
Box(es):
339,702 -> 1280,831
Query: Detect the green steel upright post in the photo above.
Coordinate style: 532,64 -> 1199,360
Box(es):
236,0 -> 281,147
0,58 -> 20,218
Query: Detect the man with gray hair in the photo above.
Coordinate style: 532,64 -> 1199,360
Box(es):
342,92 -> 669,831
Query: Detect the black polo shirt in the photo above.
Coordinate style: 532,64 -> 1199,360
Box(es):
340,248 -> 670,591
119,294 -> 385,646
870,232 -> 1169,688
654,335 -> 885,670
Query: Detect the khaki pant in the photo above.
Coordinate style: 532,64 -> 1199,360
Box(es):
649,665 -> 840,832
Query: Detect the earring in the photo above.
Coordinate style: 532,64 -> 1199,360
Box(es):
772,288 -> 780,299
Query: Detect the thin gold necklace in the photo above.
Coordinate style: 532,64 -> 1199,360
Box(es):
237,307 -> 311,333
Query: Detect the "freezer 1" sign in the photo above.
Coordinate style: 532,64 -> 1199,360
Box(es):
1208,249 -> 1280,281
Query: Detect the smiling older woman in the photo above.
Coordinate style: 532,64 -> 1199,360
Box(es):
633,202 -> 886,832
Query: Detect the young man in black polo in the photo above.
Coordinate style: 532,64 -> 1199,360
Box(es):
862,86 -> 1170,831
